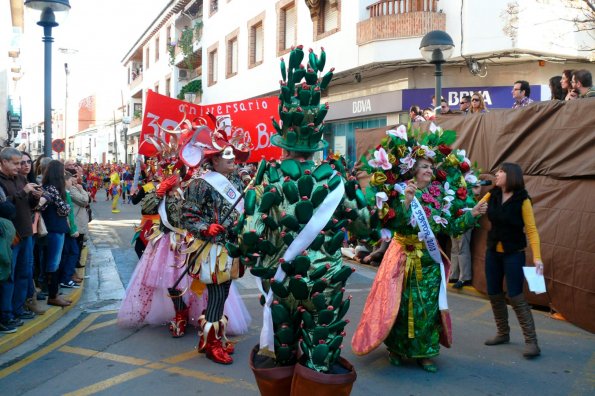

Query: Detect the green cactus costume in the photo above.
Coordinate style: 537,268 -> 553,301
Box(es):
234,47 -> 369,373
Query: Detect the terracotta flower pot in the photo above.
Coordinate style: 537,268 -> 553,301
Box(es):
249,344 -> 295,396
290,357 -> 357,396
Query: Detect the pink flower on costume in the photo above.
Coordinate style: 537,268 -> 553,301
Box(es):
423,206 -> 432,218
386,125 -> 408,141
428,185 -> 441,197
369,148 -> 393,170
433,215 -> 448,227
422,193 -> 434,204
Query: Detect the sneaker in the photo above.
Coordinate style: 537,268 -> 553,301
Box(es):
0,321 -> 17,334
60,280 -> 80,289
7,318 -> 24,327
16,310 -> 36,320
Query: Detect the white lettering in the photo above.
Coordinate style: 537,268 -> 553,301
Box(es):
256,122 -> 272,150
483,91 -> 492,105
352,99 -> 372,114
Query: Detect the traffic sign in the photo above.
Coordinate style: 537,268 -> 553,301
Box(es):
52,139 -> 65,153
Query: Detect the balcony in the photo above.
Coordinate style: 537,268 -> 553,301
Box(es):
357,0 -> 446,45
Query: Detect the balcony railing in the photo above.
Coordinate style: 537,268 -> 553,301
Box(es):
367,0 -> 439,17
358,0 -> 445,45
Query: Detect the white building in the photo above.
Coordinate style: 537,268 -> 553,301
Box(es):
121,0 -> 595,163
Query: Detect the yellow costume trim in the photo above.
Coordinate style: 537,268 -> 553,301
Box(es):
394,234 -> 425,339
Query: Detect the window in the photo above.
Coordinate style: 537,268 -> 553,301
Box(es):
314,0 -> 340,40
208,45 -> 218,86
210,0 -> 218,16
248,15 -> 264,68
226,31 -> 239,78
155,83 -> 159,94
165,77 -> 171,97
168,25 -> 175,44
277,1 -> 296,55
145,47 -> 150,69
155,36 -> 160,62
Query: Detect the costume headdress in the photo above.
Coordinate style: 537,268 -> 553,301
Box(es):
362,122 -> 480,236
270,46 -> 334,152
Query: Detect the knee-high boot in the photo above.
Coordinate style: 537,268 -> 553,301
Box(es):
485,293 -> 510,345
510,294 -> 541,358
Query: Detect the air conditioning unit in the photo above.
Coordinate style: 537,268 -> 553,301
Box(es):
179,69 -> 188,80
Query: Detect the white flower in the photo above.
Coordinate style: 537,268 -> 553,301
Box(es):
387,125 -> 408,141
369,147 -> 392,170
465,173 -> 478,185
433,215 -> 448,227
441,201 -> 452,214
375,192 -> 388,209
420,145 -> 436,158
394,183 -> 405,194
429,122 -> 442,134
380,228 -> 392,241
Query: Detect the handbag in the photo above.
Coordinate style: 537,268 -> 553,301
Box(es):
34,212 -> 48,237
86,206 -> 93,223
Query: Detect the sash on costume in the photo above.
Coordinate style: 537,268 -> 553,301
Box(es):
257,173 -> 345,355
200,171 -> 244,214
399,182 -> 448,310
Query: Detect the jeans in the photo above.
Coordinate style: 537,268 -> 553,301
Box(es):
0,235 -> 33,320
45,232 -> 65,273
59,235 -> 80,284
485,249 -> 526,297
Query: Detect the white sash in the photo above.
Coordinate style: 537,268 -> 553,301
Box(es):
257,173 -> 345,354
399,183 -> 448,310
200,171 -> 244,214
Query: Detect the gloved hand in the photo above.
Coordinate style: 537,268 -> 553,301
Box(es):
156,175 -> 179,198
201,224 -> 225,238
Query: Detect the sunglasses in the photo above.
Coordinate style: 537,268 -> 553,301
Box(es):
460,101 -> 468,104
21,160 -> 32,165
471,98 -> 480,102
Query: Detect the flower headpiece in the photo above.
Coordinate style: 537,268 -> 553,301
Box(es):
362,122 -> 480,237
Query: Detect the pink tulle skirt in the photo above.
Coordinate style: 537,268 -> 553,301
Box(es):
117,236 -> 251,335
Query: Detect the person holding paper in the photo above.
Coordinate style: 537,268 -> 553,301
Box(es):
483,162 -> 543,359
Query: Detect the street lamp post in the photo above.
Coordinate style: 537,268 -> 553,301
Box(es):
419,30 -> 454,115
25,0 -> 71,157
122,116 -> 130,164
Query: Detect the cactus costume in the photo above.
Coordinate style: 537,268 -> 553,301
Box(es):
351,123 -> 483,372
237,46 -> 368,395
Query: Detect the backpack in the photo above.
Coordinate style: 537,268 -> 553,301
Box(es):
0,218 -> 15,281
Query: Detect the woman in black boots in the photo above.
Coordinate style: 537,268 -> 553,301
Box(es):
483,162 -> 543,359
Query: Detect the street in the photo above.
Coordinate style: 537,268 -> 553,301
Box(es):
0,197 -> 593,396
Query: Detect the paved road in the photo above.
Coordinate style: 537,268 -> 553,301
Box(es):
0,198 -> 593,395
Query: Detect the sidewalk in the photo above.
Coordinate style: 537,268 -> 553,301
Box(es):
0,248 -> 88,355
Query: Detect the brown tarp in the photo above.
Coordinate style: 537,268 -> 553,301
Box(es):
354,99 -> 595,333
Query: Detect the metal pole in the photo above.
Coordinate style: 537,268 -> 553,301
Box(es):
42,24 -> 54,157
65,62 -> 69,157
434,61 -> 442,115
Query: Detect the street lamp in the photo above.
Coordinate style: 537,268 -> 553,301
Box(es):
122,116 -> 131,164
419,30 -> 454,115
25,0 -> 71,157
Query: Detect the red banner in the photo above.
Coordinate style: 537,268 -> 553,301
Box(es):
140,90 -> 282,162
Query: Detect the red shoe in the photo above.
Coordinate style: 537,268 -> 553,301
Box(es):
218,315 -> 235,354
197,318 -> 233,365
168,308 -> 189,338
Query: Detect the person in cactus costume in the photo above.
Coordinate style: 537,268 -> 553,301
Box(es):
351,123 -> 487,372
235,46 -> 368,394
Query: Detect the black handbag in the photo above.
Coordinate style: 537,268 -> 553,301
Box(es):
86,206 -> 93,223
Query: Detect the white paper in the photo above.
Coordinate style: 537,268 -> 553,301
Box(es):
523,267 -> 546,294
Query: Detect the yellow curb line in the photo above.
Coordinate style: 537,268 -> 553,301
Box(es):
0,312 -> 101,379
0,286 -> 83,355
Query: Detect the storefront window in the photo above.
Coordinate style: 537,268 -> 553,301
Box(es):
327,117 -> 387,169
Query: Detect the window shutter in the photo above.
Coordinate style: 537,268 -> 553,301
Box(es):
285,6 -> 296,49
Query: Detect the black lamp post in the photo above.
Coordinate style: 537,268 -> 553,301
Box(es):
419,30 -> 454,115
25,0 -> 71,157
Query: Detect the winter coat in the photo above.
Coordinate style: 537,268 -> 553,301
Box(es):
69,185 -> 90,235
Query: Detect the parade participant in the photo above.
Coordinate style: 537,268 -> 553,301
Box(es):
482,162 -> 542,359
130,162 -> 160,259
119,136 -> 251,340
109,165 -> 121,213
236,47 -> 368,395
352,123 -> 487,373
182,116 -> 251,365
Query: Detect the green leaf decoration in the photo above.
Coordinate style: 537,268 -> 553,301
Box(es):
289,277 -> 309,300
327,319 -> 348,334
327,174 -> 341,191
280,159 -> 301,180
297,175 -> 315,198
308,233 -> 325,251
293,255 -> 311,275
312,344 -> 329,366
331,290 -> 344,309
310,278 -> 327,295
312,163 -> 333,181
310,185 -> 329,208
441,129 -> 456,145
312,293 -> 327,311
300,341 -> 311,358
312,326 -> 329,343
250,266 -> 276,279
317,309 -> 334,325
336,298 -> 351,321
281,259 -> 295,276
280,213 -> 300,232
275,345 -> 293,363
258,191 -> 278,213
270,280 -> 290,298
301,310 -> 316,329
271,302 -> 290,324
324,231 -> 344,255
282,180 -> 299,204
244,189 -> 256,215
254,159 -> 267,185
295,200 -> 314,224
261,215 -> 279,231
327,335 -> 343,351
276,326 -> 294,345
308,263 -> 329,280
331,265 -> 353,284
225,242 -> 241,258
242,230 -> 259,246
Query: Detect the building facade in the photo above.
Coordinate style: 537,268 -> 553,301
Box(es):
120,0 -> 594,164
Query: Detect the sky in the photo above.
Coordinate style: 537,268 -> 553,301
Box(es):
20,0 -> 165,125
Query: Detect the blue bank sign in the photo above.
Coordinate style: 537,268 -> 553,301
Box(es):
402,85 -> 543,110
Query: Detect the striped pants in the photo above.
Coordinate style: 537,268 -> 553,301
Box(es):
205,280 -> 231,322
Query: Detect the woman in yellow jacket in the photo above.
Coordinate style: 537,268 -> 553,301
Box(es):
483,162 -> 543,359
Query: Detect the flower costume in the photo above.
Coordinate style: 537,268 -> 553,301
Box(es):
352,123 -> 481,370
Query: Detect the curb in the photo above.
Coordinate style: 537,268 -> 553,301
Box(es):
0,248 -> 88,355
0,285 -> 83,355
